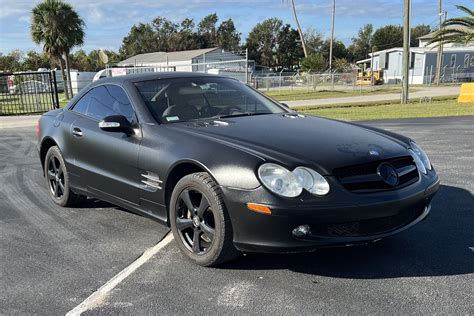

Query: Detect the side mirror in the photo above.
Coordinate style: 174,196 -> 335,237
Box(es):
99,115 -> 133,134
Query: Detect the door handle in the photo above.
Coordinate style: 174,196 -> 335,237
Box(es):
72,127 -> 83,137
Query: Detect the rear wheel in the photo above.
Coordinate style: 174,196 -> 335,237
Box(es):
169,172 -> 239,266
44,146 -> 85,207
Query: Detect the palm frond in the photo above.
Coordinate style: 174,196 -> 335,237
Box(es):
427,4 -> 473,46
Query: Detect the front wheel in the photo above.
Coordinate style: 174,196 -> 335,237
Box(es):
169,172 -> 239,266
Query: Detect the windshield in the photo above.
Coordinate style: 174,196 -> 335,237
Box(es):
134,77 -> 287,123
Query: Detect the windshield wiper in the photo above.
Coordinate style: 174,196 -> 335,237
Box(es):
211,112 -> 273,119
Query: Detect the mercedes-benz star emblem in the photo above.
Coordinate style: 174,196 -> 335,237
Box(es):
377,162 -> 399,186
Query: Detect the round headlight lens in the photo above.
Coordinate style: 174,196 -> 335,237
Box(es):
293,167 -> 330,196
410,141 -> 432,172
258,163 -> 303,197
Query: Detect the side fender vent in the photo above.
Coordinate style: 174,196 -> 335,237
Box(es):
141,172 -> 163,192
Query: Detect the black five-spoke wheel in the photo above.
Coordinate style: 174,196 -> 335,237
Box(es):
170,172 -> 239,266
47,155 -> 65,199
44,146 -> 85,207
176,189 -> 216,254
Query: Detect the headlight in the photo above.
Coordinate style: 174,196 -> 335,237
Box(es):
258,163 -> 330,197
258,163 -> 303,197
410,141 -> 432,174
293,167 -> 330,195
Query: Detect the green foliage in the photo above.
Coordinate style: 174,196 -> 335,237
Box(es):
198,13 -> 219,47
332,58 -> 352,72
246,18 -> 283,68
276,24 -> 304,69
0,50 -> 23,72
372,25 -> 403,50
217,19 -> 241,51
246,19 -> 303,69
304,28 -> 324,53
428,5 -> 474,46
301,53 -> 327,72
21,51 -> 51,70
31,0 -> 85,56
411,24 -> 431,46
119,14 -> 241,58
320,39 -> 347,61
348,24 -> 373,62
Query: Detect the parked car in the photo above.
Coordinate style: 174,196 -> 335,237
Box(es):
37,72 -> 439,266
15,80 -> 50,94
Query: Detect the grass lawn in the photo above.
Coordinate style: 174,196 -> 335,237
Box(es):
265,87 -> 419,101
298,97 -> 474,121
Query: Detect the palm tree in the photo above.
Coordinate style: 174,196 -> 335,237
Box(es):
31,0 -> 85,98
428,5 -> 473,46
284,0 -> 308,57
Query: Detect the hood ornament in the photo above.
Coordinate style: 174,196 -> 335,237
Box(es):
369,150 -> 380,156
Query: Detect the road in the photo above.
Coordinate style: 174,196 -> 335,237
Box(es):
0,116 -> 473,314
285,86 -> 461,107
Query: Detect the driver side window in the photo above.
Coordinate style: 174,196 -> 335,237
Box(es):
71,85 -> 135,122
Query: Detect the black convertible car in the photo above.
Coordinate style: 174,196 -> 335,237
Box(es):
38,72 -> 439,266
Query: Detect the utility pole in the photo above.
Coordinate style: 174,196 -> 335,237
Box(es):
329,0 -> 336,71
435,0 -> 443,85
370,46 -> 374,86
401,0 -> 411,104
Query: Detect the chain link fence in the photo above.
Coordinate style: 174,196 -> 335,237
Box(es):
252,69 -> 473,94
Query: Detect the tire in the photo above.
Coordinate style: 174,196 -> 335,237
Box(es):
44,146 -> 85,207
169,172 -> 239,266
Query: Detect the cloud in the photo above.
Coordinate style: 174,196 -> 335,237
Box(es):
0,0 -> 459,53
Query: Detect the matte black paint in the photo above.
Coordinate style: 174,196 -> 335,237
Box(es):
38,72 -> 439,252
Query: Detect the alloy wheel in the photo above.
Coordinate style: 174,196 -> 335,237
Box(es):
175,188 -> 216,255
47,155 -> 65,199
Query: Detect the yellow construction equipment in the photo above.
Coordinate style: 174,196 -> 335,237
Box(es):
356,69 -> 384,85
458,83 -> 474,103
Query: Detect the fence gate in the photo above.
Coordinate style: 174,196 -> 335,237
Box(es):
0,71 -> 60,115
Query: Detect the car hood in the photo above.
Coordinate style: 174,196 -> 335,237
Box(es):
173,114 -> 410,175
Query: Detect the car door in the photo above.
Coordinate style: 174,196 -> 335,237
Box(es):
68,84 -> 141,205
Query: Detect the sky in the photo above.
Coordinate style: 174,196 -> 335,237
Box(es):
0,0 -> 464,54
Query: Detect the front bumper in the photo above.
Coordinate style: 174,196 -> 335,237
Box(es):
222,172 -> 440,253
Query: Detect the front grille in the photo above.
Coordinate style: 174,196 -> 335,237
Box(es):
333,156 -> 419,193
311,206 -> 424,237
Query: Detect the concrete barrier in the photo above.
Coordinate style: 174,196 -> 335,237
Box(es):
458,83 -> 474,103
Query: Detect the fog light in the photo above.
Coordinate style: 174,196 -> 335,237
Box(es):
292,225 -> 311,237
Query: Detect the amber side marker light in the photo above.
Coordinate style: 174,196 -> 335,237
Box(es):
246,203 -> 272,215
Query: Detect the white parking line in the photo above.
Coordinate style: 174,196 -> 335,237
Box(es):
66,232 -> 174,316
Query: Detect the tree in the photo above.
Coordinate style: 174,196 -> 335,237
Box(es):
372,25 -> 403,50
120,23 -> 160,57
276,24 -> 304,69
198,13 -> 219,48
31,0 -> 85,98
428,5 -> 474,46
217,19 -> 241,51
332,57 -> 352,72
301,53 -> 327,72
174,18 -> 200,51
246,18 -> 283,68
0,50 -> 23,72
320,39 -> 347,61
304,28 -> 324,54
22,50 -> 51,71
348,24 -> 373,61
411,24 -> 431,47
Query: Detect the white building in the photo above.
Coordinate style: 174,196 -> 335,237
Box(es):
118,48 -> 247,73
356,32 -> 474,84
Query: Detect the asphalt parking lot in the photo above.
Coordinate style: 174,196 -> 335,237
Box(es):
1,116 -> 473,314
